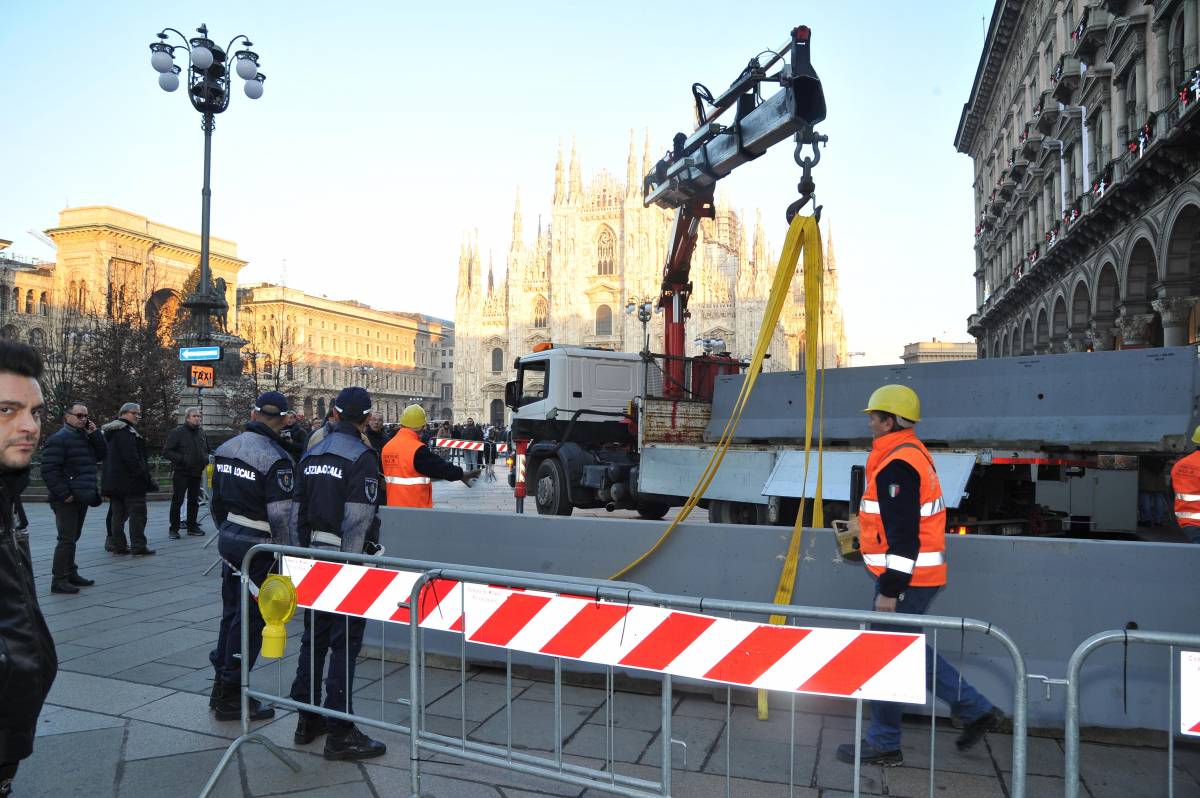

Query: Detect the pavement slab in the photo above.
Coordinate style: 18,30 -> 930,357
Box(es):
46,670 -> 176,715
12,726 -> 125,798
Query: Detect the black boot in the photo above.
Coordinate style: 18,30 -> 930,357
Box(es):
50,581 -> 80,595
208,676 -> 222,709
323,725 -> 386,761
68,573 -> 95,587
213,684 -> 275,722
294,711 -> 329,744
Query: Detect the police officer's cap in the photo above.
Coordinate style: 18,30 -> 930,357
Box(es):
254,391 -> 289,416
334,386 -> 372,421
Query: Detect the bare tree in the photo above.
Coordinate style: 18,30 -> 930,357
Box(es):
212,305 -> 306,431
73,266 -> 185,448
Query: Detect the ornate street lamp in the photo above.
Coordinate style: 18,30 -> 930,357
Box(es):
148,23 -> 265,345
351,364 -> 376,388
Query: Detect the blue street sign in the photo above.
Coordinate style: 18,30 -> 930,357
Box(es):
178,345 -> 223,362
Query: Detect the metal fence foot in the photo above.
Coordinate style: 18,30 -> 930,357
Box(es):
198,732 -> 301,797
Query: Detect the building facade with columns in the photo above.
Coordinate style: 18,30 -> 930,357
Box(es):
1,206 -> 246,345
958,0 -> 1200,355
237,283 -> 454,423
453,135 -> 849,426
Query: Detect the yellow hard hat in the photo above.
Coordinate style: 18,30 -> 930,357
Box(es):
400,404 -> 427,430
864,384 -> 921,422
1192,424 -> 1200,444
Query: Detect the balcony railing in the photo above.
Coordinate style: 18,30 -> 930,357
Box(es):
1071,5 -> 1113,63
1052,55 -> 1083,103
1036,89 -> 1061,134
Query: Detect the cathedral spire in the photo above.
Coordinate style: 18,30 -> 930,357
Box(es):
642,128 -> 652,185
487,250 -> 494,294
553,142 -> 565,205
511,187 -> 523,251
568,136 -> 582,203
626,129 -> 638,197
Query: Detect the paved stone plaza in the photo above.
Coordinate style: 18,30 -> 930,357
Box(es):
11,473 -> 1199,797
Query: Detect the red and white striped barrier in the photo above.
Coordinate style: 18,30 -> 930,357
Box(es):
433,438 -> 510,454
1183,650 -> 1200,736
281,557 -> 925,703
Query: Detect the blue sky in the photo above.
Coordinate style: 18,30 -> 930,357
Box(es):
1,1 -> 994,363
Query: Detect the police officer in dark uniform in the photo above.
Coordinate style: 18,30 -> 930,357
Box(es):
208,391 -> 296,722
288,386 -> 387,760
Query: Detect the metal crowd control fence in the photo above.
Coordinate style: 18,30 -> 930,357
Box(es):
1064,629 -> 1200,798
200,545 -> 1029,798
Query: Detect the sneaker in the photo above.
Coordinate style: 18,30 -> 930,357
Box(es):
169,530 -> 181,540
956,707 -> 1004,751
294,712 -> 329,744
50,581 -> 80,595
131,547 -> 156,556
187,528 -> 206,537
835,740 -> 903,767
323,725 -> 386,761
67,574 -> 95,587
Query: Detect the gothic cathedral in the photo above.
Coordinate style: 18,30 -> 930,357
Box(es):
454,133 -> 848,425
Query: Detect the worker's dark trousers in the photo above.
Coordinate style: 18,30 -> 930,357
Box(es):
289,540 -> 366,729
290,609 -> 366,729
209,531 -> 273,685
865,584 -> 994,751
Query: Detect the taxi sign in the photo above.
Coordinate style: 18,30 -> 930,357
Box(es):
179,345 -> 223,362
187,364 -> 216,389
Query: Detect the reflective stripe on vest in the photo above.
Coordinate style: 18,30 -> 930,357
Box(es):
385,476 -> 432,486
860,497 -> 945,517
1172,451 -> 1200,528
861,551 -> 946,574
858,431 -> 947,587
381,428 -> 434,509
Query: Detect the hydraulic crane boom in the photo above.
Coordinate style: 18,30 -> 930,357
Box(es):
643,25 -> 827,398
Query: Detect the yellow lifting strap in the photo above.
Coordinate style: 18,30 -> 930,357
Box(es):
608,213 -> 825,592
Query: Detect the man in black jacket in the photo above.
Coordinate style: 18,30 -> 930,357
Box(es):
163,406 -> 209,539
101,402 -> 157,556
40,401 -> 106,594
0,340 -> 56,797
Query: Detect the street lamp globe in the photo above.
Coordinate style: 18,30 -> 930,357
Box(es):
190,44 -> 214,69
150,47 -> 175,73
244,75 -> 264,99
234,53 -> 258,80
158,66 -> 181,92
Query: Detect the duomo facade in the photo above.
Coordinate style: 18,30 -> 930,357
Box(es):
454,134 -> 849,425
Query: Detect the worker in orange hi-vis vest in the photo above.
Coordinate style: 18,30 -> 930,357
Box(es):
1170,425 -> 1200,544
380,405 -> 479,507
837,384 -> 1004,768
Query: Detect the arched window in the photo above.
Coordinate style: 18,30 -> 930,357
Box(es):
0,289 -> 7,313
533,297 -> 548,328
28,328 -> 44,348
77,281 -> 86,310
39,292 -> 48,316
595,304 -> 613,336
317,397 -> 326,418
263,356 -> 273,376
67,281 -> 76,309
596,229 -> 614,275
25,290 -> 33,315
491,347 -> 504,372
10,288 -> 17,312
0,325 -> 15,340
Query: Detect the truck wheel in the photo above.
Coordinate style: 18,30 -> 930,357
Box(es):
710,500 -> 766,525
534,459 -> 573,516
636,502 -> 670,520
